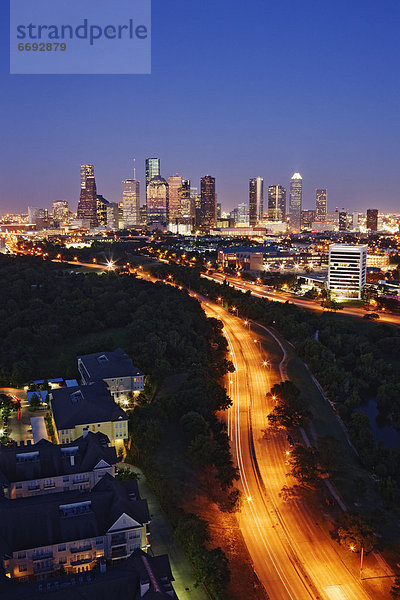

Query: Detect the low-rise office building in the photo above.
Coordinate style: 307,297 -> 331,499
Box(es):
49,383 -> 128,451
0,432 -> 117,499
0,475 -> 150,582
77,349 -> 145,405
328,244 -> 367,299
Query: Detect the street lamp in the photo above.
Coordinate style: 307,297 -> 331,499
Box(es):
254,339 -> 262,352
231,306 -> 238,317
350,545 -> 364,580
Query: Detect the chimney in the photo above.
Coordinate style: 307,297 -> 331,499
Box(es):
83,428 -> 88,439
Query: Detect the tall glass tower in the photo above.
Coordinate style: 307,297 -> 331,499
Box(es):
249,177 -> 264,226
145,158 -> 160,188
289,173 -> 302,232
268,185 -> 286,221
77,164 -> 98,228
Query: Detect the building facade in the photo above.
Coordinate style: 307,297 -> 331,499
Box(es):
267,185 -> 286,221
328,244 -> 367,299
315,189 -> 327,222
167,176 -> 183,225
249,177 -> 264,226
289,173 -> 302,232
198,175 -> 216,232
52,201 -> 69,227
122,180 -> 140,228
146,177 -> 169,227
366,208 -> 378,231
77,165 -> 98,228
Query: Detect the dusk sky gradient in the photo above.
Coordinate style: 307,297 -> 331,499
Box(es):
0,0 -> 399,214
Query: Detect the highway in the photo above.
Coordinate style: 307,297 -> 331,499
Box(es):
202,271 -> 400,327
199,298 -> 388,600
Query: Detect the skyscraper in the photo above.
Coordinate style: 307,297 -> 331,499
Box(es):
289,173 -> 302,232
96,195 -> 109,226
77,164 -> 98,227
339,210 -> 349,231
315,189 -> 327,222
146,176 -> 169,226
199,175 -> 216,232
249,177 -> 264,226
52,201 -> 69,226
366,209 -> 378,231
122,179 -> 140,227
168,175 -> 183,224
179,179 -> 192,221
145,158 -> 160,189
267,185 -> 286,221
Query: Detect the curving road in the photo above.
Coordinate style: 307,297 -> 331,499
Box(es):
202,272 -> 400,327
200,298 -> 385,600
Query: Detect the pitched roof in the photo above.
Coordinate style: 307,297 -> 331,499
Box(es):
0,432 -> 117,486
0,549 -> 177,600
77,348 -> 144,382
50,383 -> 127,430
0,475 -> 149,555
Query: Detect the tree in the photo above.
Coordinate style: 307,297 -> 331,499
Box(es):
288,445 -> 320,484
267,380 -> 310,428
335,514 -> 376,553
29,393 -> 41,410
115,467 -> 139,481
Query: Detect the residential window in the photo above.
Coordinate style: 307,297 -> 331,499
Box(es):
16,483 -> 22,489
17,552 -> 26,559
63,476 -> 69,482
95,539 -> 103,546
58,545 -> 66,552
18,565 -> 27,572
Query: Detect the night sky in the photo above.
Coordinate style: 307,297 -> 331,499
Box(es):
0,0 -> 399,214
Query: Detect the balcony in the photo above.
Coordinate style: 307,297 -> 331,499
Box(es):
32,552 -> 53,561
111,546 -> 127,559
110,533 -> 126,546
70,557 -> 95,567
33,562 -> 54,574
70,544 -> 92,554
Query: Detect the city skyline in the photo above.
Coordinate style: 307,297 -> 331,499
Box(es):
1,1 -> 400,213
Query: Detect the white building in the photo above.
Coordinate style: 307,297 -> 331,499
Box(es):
328,244 -> 367,300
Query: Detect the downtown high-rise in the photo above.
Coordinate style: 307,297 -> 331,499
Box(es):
289,172 -> 302,232
366,209 -> 378,231
168,175 -> 183,225
145,158 -> 160,188
146,176 -> 169,226
77,164 -> 98,227
198,175 -> 216,232
249,177 -> 264,226
267,185 -> 286,221
315,189 -> 327,222
122,179 -> 140,227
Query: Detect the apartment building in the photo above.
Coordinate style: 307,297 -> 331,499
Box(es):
49,382 -> 128,451
0,475 -> 150,582
77,349 -> 145,404
0,432 -> 117,499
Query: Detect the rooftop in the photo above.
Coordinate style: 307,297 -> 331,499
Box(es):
0,474 -> 149,555
50,383 -> 127,430
0,432 -> 116,486
77,348 -> 144,382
